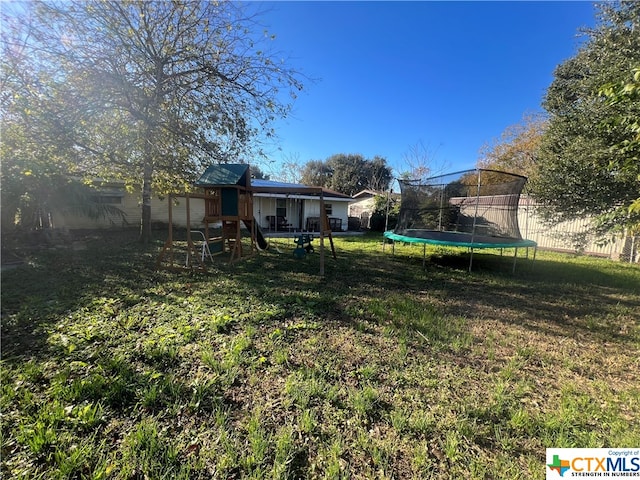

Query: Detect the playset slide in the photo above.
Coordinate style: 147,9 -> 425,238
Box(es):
243,218 -> 269,250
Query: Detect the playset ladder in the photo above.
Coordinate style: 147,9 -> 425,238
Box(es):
222,220 -> 243,262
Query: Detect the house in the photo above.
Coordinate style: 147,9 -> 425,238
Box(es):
41,180 -> 140,231
252,179 -> 351,232
29,174 -> 638,261
44,167 -> 352,234
349,189 -> 397,229
51,167 -> 351,234
192,164 -> 352,232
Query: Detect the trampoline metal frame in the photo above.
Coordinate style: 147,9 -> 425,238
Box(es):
384,167 -> 537,273
384,230 -> 537,273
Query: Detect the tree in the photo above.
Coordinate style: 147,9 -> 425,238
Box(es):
299,154 -> 392,196
275,152 -> 303,184
0,66 -> 125,233
478,112 -> 547,178
367,156 -> 394,192
299,159 -> 332,188
249,165 -> 270,180
398,140 -> 448,183
599,65 -> 640,217
369,193 -> 400,232
532,1 -> 640,236
1,1 -> 303,243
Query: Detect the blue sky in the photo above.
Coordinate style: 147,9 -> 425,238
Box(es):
256,1 -> 597,179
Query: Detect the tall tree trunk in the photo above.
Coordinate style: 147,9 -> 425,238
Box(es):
139,130 -> 154,243
139,65 -> 164,245
140,160 -> 153,244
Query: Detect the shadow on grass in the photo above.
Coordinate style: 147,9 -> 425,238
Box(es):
218,241 -> 640,350
2,232 -> 638,365
4,232 -> 637,480
397,249 -> 640,344
1,233 -> 163,359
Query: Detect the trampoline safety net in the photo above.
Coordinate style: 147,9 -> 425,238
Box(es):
395,169 -> 528,241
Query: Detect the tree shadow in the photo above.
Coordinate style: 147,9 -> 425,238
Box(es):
2,233 -> 638,366
1,233 -> 162,360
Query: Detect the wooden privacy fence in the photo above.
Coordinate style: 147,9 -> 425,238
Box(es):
517,198 -> 638,262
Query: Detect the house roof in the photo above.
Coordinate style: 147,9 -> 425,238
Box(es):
252,179 -> 309,190
352,189 -> 385,199
252,179 -> 352,200
194,164 -> 250,187
352,189 -> 401,201
193,165 -> 351,200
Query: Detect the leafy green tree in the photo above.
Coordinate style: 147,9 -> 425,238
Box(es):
249,165 -> 270,181
1,1 -> 303,243
365,156 -> 394,193
299,154 -> 392,195
325,154 -> 369,195
369,193 -> 399,232
599,65 -> 640,218
0,80 -> 124,233
299,159 -> 332,188
532,1 -> 640,235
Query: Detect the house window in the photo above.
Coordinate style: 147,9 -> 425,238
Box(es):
324,203 -> 332,215
91,194 -> 122,204
276,199 -> 286,218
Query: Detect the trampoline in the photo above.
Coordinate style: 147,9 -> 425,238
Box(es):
384,169 -> 537,272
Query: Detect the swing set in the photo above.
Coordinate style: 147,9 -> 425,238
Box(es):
156,164 -> 337,275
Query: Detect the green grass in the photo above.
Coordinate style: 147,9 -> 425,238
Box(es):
2,231 -> 639,479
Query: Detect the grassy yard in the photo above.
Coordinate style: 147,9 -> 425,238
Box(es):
2,232 -> 639,479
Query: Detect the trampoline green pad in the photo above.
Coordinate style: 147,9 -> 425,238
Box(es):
384,230 -> 537,249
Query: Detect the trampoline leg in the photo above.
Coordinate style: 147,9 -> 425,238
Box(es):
512,248 -> 518,274
468,248 -> 474,273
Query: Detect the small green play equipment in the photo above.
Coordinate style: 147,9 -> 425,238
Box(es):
293,234 -> 314,258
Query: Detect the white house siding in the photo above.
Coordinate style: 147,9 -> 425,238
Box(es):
254,196 -> 304,230
349,197 -> 376,217
349,196 -> 376,228
154,195 -> 351,232
50,186 -> 351,232
302,199 -> 350,232
52,191 -> 208,230
51,190 -> 140,230
151,195 -> 206,229
254,195 -> 350,232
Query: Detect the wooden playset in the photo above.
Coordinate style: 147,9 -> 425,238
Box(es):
156,164 -> 336,274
